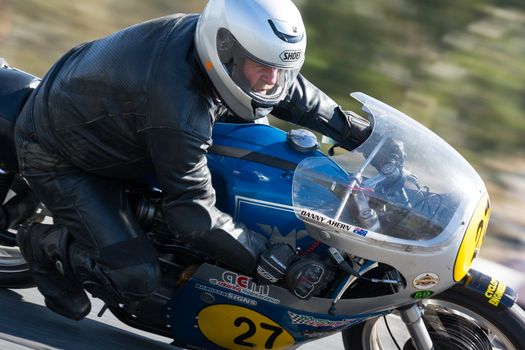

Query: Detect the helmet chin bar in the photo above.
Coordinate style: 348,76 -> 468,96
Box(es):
252,101 -> 274,119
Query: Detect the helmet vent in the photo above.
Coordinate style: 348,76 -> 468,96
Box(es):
268,20 -> 304,43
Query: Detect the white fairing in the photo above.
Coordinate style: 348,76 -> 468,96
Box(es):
195,0 -> 306,121
293,93 -> 488,297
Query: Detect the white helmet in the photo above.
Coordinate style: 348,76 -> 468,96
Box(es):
195,0 -> 306,121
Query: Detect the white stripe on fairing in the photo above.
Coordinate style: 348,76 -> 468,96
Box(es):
234,196 -> 296,221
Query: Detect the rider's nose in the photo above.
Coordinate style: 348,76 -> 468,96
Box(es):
262,67 -> 278,85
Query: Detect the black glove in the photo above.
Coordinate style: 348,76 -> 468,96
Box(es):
362,136 -> 405,172
365,138 -> 408,201
340,108 -> 372,150
256,243 -> 295,284
285,258 -> 333,299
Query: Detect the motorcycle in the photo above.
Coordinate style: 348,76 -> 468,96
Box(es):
1,59 -> 524,350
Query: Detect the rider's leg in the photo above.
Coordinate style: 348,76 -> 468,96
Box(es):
17,223 -> 91,320
15,135 -> 160,319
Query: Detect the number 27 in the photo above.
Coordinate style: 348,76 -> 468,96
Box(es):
234,317 -> 284,349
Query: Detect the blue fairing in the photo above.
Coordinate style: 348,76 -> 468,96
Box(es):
145,122 -> 388,348
208,122 -> 324,248
140,121 -> 325,245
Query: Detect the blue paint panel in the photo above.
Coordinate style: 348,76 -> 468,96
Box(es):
208,122 -> 327,251
167,267 -> 386,349
142,122 -> 384,347
140,123 -> 328,250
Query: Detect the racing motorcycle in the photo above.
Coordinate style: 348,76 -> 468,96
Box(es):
1,60 -> 524,350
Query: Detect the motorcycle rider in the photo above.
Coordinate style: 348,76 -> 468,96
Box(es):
14,0 -> 371,320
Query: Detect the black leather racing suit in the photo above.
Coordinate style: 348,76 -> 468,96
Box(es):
14,14 -> 370,300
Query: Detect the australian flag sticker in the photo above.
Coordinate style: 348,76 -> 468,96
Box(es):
353,227 -> 368,236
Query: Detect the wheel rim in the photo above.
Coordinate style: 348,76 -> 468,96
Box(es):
0,230 -> 28,273
0,246 -> 28,273
361,299 -> 516,350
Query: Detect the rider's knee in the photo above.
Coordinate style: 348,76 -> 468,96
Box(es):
97,237 -> 161,298
72,236 -> 161,302
106,261 -> 161,298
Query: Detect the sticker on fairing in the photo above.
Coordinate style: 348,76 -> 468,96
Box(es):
288,311 -> 356,328
197,304 -> 294,350
299,209 -> 368,237
411,290 -> 434,299
209,271 -> 280,304
195,283 -> 257,306
413,272 -> 439,290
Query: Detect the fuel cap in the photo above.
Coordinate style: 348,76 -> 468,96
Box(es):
287,129 -> 318,153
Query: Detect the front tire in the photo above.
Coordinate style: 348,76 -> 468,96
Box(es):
342,285 -> 525,350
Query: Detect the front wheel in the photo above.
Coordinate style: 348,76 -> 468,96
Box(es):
342,285 -> 525,350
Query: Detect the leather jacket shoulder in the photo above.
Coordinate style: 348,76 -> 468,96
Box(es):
35,14 -> 216,174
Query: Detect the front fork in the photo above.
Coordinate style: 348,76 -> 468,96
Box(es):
398,303 -> 434,350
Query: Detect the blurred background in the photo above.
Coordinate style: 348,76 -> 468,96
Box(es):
1,0 -> 524,285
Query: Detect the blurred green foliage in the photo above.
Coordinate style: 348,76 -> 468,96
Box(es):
1,0 -> 524,162
299,0 -> 525,160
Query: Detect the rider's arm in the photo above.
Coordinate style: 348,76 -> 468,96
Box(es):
142,127 -> 264,274
271,74 -> 371,150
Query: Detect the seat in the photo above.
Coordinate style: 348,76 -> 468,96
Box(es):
0,63 -> 40,171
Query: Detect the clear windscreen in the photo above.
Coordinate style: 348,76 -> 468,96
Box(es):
293,93 -> 486,243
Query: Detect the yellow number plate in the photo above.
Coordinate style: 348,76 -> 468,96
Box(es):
197,304 -> 295,349
454,193 -> 490,282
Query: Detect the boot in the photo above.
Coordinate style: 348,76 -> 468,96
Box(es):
17,223 -> 91,320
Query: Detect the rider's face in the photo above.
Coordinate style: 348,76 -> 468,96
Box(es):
242,58 -> 278,95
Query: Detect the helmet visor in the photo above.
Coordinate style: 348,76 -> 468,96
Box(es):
217,28 -> 300,106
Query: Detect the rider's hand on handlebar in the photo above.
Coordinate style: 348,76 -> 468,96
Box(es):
366,137 -> 406,172
341,108 -> 372,150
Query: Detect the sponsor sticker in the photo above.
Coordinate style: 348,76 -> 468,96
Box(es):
413,272 -> 439,290
288,311 -> 356,329
353,227 -> 368,236
300,209 -> 368,237
209,271 -> 280,304
411,290 -> 434,299
195,283 -> 257,306
257,266 -> 279,283
484,278 -> 506,307
279,50 -> 302,62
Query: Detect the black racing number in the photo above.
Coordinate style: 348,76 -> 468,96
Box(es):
472,201 -> 490,261
475,220 -> 484,244
260,323 -> 284,349
233,317 -> 284,349
234,317 -> 256,347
